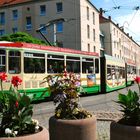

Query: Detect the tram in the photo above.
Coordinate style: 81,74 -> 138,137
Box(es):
100,55 -> 126,93
0,41 -> 136,101
0,41 -> 100,101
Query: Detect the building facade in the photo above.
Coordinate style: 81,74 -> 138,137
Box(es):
99,12 -> 140,75
0,0 -> 101,54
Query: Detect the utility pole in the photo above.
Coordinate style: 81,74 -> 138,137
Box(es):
53,23 -> 57,46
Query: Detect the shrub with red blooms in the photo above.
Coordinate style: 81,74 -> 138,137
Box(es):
0,73 -> 39,137
116,76 -> 140,126
43,71 -> 92,119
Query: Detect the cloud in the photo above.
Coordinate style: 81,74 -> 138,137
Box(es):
116,11 -> 140,43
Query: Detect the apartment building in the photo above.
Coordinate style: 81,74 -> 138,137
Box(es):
99,11 -> 140,74
0,0 -> 100,54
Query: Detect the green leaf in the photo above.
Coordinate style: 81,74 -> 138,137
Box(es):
118,94 -> 127,105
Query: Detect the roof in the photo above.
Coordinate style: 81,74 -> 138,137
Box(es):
0,0 -> 32,8
0,42 -> 99,57
99,14 -> 140,47
87,0 -> 99,13
0,0 -> 100,13
99,15 -> 110,23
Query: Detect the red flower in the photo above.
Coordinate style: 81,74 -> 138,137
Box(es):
63,70 -> 67,77
134,76 -> 140,84
11,76 -> 22,87
0,72 -> 7,81
15,101 -> 19,108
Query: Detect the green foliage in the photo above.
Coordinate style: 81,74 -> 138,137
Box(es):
0,32 -> 48,45
117,89 -> 140,126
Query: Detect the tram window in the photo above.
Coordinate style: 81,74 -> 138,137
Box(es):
66,56 -> 80,73
47,54 -> 64,73
95,58 -> 99,73
0,50 -> 6,72
82,58 -> 94,73
120,67 -> 125,78
9,51 -> 21,74
127,65 -> 130,74
111,66 -> 115,78
115,66 -> 119,79
133,66 -> 136,74
24,52 -> 45,73
107,65 -> 112,80
130,66 -> 133,74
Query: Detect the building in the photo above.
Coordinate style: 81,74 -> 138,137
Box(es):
0,0 -> 101,55
99,10 -> 140,75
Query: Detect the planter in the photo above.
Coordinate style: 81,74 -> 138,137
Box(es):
49,115 -> 96,140
110,121 -> 140,140
0,126 -> 49,140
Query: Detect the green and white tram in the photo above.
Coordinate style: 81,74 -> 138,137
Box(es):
101,55 -> 126,92
0,42 -> 100,101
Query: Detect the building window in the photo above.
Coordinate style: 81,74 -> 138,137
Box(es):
40,24 -> 47,34
12,10 -> 18,20
12,27 -> 18,33
113,28 -> 115,35
87,25 -> 90,38
93,46 -> 96,52
56,22 -> 63,32
93,12 -> 95,24
56,2 -> 63,13
87,7 -> 89,20
88,44 -> 90,52
57,41 -> 63,47
26,17 -> 32,30
0,30 -> 5,36
0,12 -> 5,25
40,5 -> 46,16
93,29 -> 95,41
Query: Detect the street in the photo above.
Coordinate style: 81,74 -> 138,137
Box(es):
33,85 -> 138,128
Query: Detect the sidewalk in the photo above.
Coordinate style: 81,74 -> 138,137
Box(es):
95,111 -> 122,140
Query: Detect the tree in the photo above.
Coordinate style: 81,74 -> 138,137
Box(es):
0,32 -> 48,45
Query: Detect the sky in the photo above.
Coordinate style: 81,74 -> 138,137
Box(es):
91,0 -> 140,44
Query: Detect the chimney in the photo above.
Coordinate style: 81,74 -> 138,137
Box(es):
99,8 -> 103,16
108,16 -> 111,20
121,27 -> 124,31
